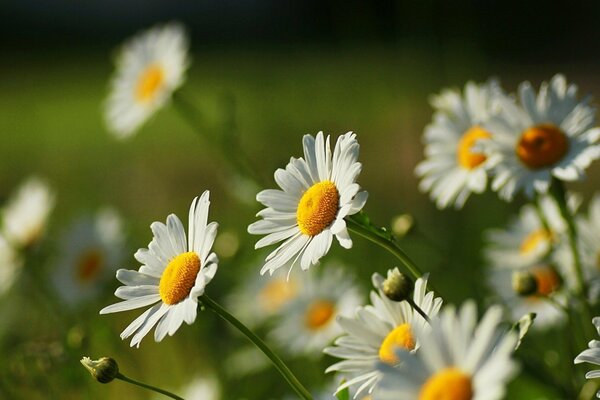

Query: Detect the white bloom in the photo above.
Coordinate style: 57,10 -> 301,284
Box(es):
484,74 -> 600,201
2,177 -> 55,248
416,80 -> 505,209
575,317 -> 600,398
324,271 -> 442,398
52,208 -> 125,307
105,22 -> 189,138
377,302 -> 518,400
248,131 -> 368,275
100,191 -> 218,347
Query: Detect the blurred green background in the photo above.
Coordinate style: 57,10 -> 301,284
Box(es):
2,1 -> 600,399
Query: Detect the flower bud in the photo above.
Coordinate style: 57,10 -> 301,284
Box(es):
391,214 -> 415,238
512,271 -> 538,297
80,356 -> 119,383
382,268 -> 413,302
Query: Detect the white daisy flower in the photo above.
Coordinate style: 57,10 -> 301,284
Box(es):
377,301 -> 518,400
248,131 -> 368,275
416,80 -> 505,209
52,208 -> 125,307
324,270 -> 442,398
100,191 -> 218,347
575,317 -> 600,398
2,177 -> 55,248
484,74 -> 600,201
269,264 -> 362,357
105,22 -> 189,138
0,233 -> 22,297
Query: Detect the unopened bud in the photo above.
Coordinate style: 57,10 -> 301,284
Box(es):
80,357 -> 119,383
391,214 -> 415,238
382,268 -> 413,301
512,271 -> 538,297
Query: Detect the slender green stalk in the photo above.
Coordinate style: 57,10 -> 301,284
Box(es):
346,217 -> 423,280
407,298 -> 431,322
116,373 -> 184,400
200,294 -> 313,400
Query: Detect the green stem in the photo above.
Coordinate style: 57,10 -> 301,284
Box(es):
346,217 -> 423,280
116,373 -> 184,400
408,298 -> 431,322
200,294 -> 313,400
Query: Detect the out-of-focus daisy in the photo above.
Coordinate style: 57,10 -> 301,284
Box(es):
484,74 -> 600,201
226,260 -> 302,328
176,375 -> 220,400
0,234 -> 22,296
269,264 -> 362,357
416,80 -> 504,209
105,22 -> 189,138
324,270 -> 442,398
377,301 -> 518,400
575,317 -> 600,398
52,208 -> 125,307
248,132 -> 368,275
2,177 -> 55,248
100,191 -> 218,347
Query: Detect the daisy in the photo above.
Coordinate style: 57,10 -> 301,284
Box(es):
574,317 -> 600,398
416,80 -> 505,209
269,263 -> 362,357
52,208 -> 125,307
0,233 -> 22,297
105,22 -> 189,138
324,270 -> 442,398
377,301 -> 518,400
484,74 -> 600,201
100,191 -> 218,347
248,131 -> 368,275
2,177 -> 55,248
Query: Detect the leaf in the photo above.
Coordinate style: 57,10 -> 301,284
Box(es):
512,313 -> 536,350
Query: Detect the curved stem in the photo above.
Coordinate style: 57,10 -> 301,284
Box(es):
200,294 -> 313,400
116,373 -> 183,400
346,217 -> 423,280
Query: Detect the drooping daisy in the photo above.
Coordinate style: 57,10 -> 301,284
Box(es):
377,301 -> 518,400
324,270 -> 442,398
52,208 -> 125,307
0,233 -> 22,297
484,74 -> 600,201
100,191 -> 218,347
574,317 -> 600,398
248,131 -> 368,275
105,22 -> 189,138
2,177 -> 55,248
416,80 -> 505,209
269,263 -> 362,357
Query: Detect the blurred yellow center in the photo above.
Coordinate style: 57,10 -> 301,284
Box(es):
532,266 -> 561,296
516,124 -> 568,169
379,323 -> 415,364
296,181 -> 340,236
520,229 -> 553,255
419,368 -> 473,400
304,299 -> 335,330
456,126 -> 491,169
136,64 -> 165,102
159,252 -> 201,305
259,278 -> 298,313
76,249 -> 103,283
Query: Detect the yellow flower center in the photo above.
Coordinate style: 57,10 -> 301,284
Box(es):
136,64 -> 165,103
419,367 -> 473,400
531,266 -> 561,296
516,124 -> 569,169
379,323 -> 416,364
76,249 -> 103,283
304,299 -> 336,330
296,181 -> 340,236
456,126 -> 491,169
520,229 -> 553,255
258,278 -> 298,313
159,252 -> 201,305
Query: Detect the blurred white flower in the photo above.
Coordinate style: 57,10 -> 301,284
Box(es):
575,317 -> 600,399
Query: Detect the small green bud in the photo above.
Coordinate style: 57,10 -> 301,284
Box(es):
512,271 -> 538,297
391,214 -> 414,237
382,268 -> 413,302
80,356 -> 119,383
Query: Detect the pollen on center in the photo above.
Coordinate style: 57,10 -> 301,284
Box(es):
136,64 -> 165,103
379,322 -> 416,364
419,367 -> 473,400
457,126 -> 491,169
296,180 -> 340,236
76,249 -> 104,283
516,124 -> 569,169
304,299 -> 336,330
531,266 -> 561,296
259,278 -> 298,313
520,229 -> 553,255
159,251 -> 201,305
